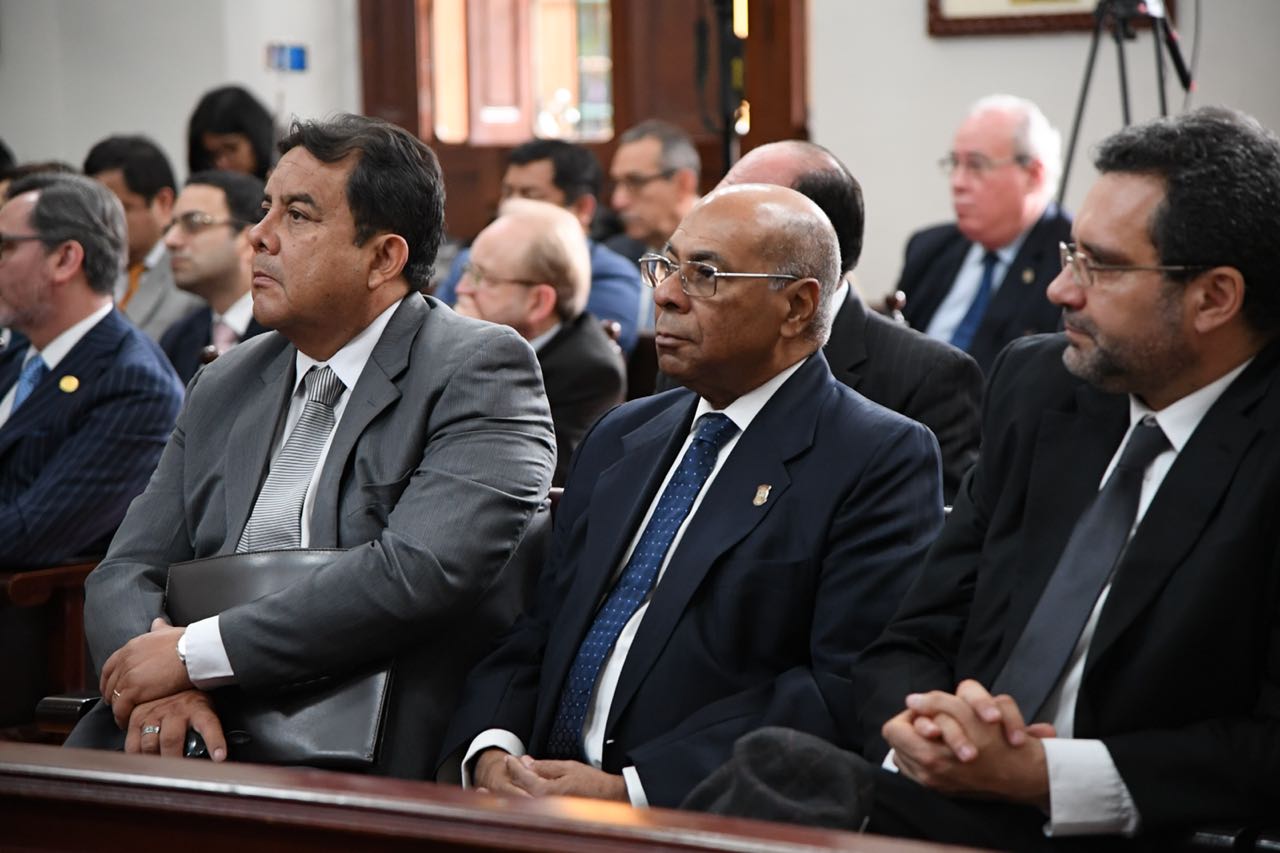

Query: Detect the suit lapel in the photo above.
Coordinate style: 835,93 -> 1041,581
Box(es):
604,355 -> 829,732
906,233 -> 970,330
1002,383 -> 1129,659
1087,348 -> 1277,670
0,312 -> 126,456
308,297 -> 423,546
223,344 -> 295,550
978,208 -> 1061,341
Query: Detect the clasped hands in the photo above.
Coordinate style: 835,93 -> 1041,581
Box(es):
473,749 -> 627,802
101,618 -> 227,761
883,678 -> 1054,809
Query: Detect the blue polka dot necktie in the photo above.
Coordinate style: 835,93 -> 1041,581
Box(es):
11,354 -> 49,412
544,412 -> 739,759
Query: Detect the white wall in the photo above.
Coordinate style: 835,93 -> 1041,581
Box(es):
810,0 -> 1280,298
0,0 -> 361,181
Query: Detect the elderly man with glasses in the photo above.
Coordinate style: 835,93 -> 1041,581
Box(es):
439,182 -> 943,808
896,94 -> 1073,373
159,170 -> 270,384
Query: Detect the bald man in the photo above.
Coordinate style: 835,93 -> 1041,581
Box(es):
441,184 -> 943,808
662,140 -> 982,501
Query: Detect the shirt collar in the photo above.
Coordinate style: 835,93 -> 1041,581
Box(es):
214,291 -> 255,337
692,355 -> 809,435
143,239 -> 168,271
28,302 -> 114,372
1129,357 -> 1254,452
292,297 -> 404,397
529,321 -> 562,352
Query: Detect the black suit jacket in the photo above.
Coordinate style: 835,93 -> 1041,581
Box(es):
898,205 -> 1072,373
824,290 -> 981,502
443,352 -> 944,806
159,306 -> 269,385
853,334 -> 1280,832
537,312 -> 626,486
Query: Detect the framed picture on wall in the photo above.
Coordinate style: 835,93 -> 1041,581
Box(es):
927,0 -> 1175,36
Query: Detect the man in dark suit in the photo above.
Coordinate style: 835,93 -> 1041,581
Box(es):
160,170 -> 269,384
898,95 -> 1071,374
0,172 -> 182,724
84,136 -> 201,341
454,198 -> 624,486
434,139 -> 645,354
720,140 -> 982,501
72,115 -> 556,778
694,107 -> 1280,848
441,183 -> 943,807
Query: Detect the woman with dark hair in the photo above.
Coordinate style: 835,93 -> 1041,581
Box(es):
187,85 -> 276,180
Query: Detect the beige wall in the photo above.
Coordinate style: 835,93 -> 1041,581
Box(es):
809,1 -> 1280,298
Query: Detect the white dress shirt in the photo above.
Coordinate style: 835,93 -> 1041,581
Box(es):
463,357 -> 809,806
182,297 -> 406,687
0,302 -> 113,425
923,231 -> 1028,343
213,291 -> 255,339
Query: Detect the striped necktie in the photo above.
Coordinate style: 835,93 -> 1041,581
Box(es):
237,365 -> 346,552
11,354 -> 49,412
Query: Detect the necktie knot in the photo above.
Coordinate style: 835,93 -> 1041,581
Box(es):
12,354 -> 49,411
304,365 -> 345,409
982,250 -> 1000,270
1114,417 -> 1169,474
691,412 -> 738,453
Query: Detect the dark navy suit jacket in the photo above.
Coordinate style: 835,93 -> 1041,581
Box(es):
898,205 -> 1072,374
442,351 -> 944,806
159,305 -> 269,385
0,309 -> 183,566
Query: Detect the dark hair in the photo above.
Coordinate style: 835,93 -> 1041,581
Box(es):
508,139 -> 602,203
619,120 -> 701,179
1094,106 -> 1280,337
2,161 -> 78,193
0,139 -> 15,175
8,172 -> 126,294
278,115 -> 445,291
187,85 -> 276,180
82,135 -> 176,201
792,161 -> 865,274
186,169 -> 265,226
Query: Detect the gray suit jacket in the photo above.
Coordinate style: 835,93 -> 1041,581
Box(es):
81,295 -> 556,775
121,244 -> 202,342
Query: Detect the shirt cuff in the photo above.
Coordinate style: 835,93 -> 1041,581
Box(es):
881,748 -> 900,773
621,766 -> 648,807
1041,738 -> 1141,837
182,616 -> 237,688
461,729 -> 527,789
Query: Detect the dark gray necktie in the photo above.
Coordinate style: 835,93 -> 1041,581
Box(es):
237,365 -> 346,552
990,416 -> 1170,720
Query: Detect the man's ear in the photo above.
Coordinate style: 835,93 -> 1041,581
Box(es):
780,278 -> 821,340
674,167 -> 699,197
150,186 -> 175,220
46,240 -> 86,287
1191,266 -> 1247,335
367,233 -> 410,290
527,283 -> 560,325
568,194 -> 597,232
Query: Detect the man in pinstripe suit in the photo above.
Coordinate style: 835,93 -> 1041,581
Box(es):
0,172 -> 182,726
0,172 -> 183,567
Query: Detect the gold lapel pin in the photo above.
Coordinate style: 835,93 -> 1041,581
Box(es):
752,484 -> 772,506
59,375 -> 80,393
1021,267 -> 1035,285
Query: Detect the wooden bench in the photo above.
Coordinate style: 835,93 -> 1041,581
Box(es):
0,742 -> 978,852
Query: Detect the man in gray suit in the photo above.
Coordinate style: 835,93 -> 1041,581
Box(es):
71,115 -> 557,778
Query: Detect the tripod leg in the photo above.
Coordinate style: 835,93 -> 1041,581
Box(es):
1057,15 -> 1105,208
1114,23 -> 1131,126
1153,18 -> 1169,117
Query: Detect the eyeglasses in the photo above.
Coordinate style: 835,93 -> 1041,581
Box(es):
0,232 -> 44,259
1059,242 -> 1209,288
461,263 -> 541,289
639,253 -> 799,298
164,211 -> 243,236
938,152 -> 1030,178
612,169 -> 676,194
